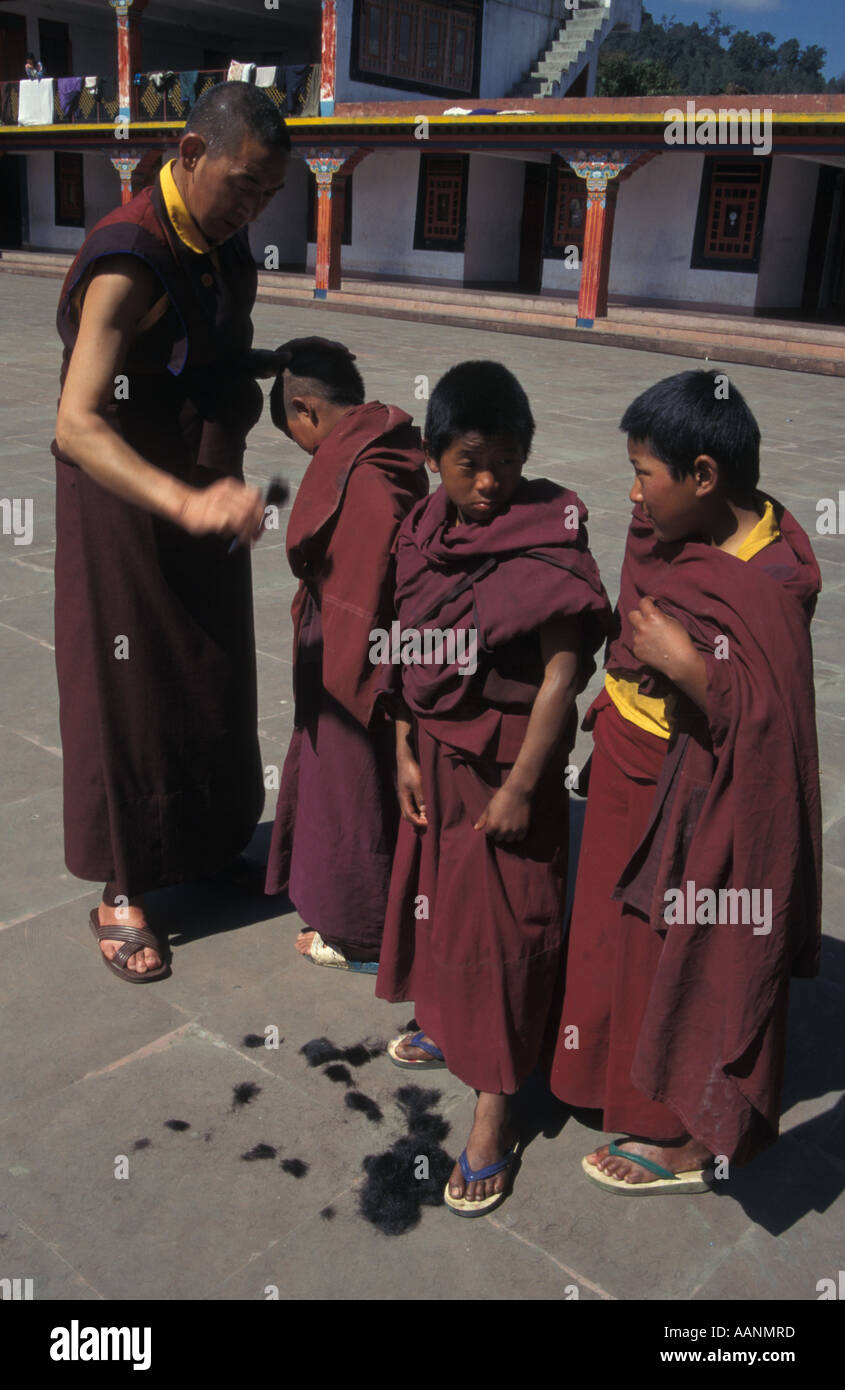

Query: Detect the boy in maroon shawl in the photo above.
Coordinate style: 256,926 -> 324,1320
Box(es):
375,361 -> 611,1215
53,85 -> 293,982
264,343 -> 427,969
548,370 -> 822,1191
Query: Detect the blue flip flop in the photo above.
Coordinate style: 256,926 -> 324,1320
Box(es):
387,1030 -> 447,1069
444,1141 -> 522,1217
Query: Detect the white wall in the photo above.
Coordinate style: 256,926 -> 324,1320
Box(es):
543,152 -> 758,309
463,154 -> 524,282
248,155 -> 309,267
24,150 -> 120,251
480,0 -> 563,96
307,149 -> 464,280
755,157 -> 818,310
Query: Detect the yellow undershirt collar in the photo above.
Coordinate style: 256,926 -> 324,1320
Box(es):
160,159 -> 218,263
735,497 -> 780,562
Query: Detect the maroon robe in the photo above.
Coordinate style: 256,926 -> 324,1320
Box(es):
376,479 -> 612,1094
549,498 -> 822,1162
264,403 -> 427,959
52,175 -> 265,897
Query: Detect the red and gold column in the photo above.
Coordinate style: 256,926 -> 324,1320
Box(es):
320,0 -> 337,117
561,151 -> 640,327
109,0 -> 147,124
302,148 -> 370,298
110,153 -> 142,205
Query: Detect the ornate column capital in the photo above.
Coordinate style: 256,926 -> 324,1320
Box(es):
557,149 -> 644,208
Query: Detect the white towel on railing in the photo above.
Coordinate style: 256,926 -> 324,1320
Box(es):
226,60 -> 256,83
255,66 -> 276,87
18,78 -> 54,125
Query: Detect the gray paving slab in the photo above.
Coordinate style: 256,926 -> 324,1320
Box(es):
1,273 -> 843,1304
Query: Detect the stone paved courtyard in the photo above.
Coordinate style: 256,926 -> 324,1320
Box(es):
0,272 -> 843,1305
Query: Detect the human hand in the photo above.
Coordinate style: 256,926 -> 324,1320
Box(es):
397,753 -> 427,829
629,596 -> 696,679
177,477 -> 265,546
474,783 -> 532,842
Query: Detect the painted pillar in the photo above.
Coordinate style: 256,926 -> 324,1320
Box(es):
109,0 -> 147,125
560,151 -> 643,326
110,153 -> 142,205
304,152 -> 346,298
320,0 -> 337,117
303,148 -> 370,298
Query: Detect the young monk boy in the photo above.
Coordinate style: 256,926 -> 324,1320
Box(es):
264,341 -> 428,970
375,360 -> 611,1215
549,369 -> 822,1192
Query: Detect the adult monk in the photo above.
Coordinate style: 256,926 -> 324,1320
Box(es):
53,83 -> 291,982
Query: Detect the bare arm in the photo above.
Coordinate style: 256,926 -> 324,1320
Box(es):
55,259 -> 264,544
395,702 -> 427,830
475,615 -> 582,843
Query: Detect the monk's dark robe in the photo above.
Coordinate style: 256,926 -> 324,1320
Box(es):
375,479 -> 611,1094
549,499 -> 822,1163
264,403 -> 427,959
52,175 -> 265,897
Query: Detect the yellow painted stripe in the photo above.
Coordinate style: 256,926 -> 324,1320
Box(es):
2,111 -> 844,135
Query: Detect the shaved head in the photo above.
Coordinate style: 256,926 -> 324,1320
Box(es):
184,83 -> 290,159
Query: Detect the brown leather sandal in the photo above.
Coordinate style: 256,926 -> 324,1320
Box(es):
89,909 -> 171,984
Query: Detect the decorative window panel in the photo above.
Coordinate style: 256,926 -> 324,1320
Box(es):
414,155 -> 468,252
354,0 -> 479,96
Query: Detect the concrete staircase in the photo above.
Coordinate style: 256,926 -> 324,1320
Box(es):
510,0 -> 642,99
3,249 -> 842,377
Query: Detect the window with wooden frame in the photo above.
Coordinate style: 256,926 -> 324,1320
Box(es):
545,159 -> 586,259
54,152 -> 84,228
352,0 -> 481,97
691,158 -> 771,273
414,154 -> 469,252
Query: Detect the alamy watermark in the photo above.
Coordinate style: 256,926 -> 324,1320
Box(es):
663,101 -> 773,157
369,622 -> 478,676
663,880 -> 772,935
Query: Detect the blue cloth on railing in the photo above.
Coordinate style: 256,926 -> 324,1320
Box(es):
282,64 -> 311,114
180,70 -> 199,105
58,77 -> 84,119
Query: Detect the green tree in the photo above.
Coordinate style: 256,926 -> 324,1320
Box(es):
600,7 -> 833,96
597,51 -> 681,97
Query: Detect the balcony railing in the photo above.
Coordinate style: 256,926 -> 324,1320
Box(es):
0,64 -> 320,129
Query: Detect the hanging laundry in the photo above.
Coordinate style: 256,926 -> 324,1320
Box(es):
282,64 -> 311,115
18,78 -> 55,126
58,77 -> 84,120
179,70 -> 199,105
226,61 -> 256,83
255,67 -> 276,88
150,70 -> 177,93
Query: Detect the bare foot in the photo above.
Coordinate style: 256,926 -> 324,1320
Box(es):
585,1134 -> 712,1185
448,1092 -> 515,1204
393,1031 -> 440,1062
97,898 -> 161,975
295,930 -> 316,957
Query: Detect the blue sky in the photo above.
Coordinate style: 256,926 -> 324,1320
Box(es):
648,1 -> 845,78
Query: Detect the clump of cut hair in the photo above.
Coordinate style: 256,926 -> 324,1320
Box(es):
620,369 -> 761,501
424,360 -> 535,463
270,343 -> 365,430
357,1087 -> 453,1236
184,82 -> 290,159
